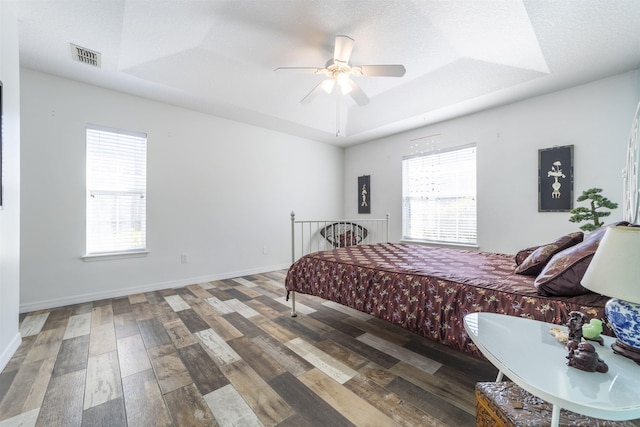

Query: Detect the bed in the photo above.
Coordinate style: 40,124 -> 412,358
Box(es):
285,212 -> 624,358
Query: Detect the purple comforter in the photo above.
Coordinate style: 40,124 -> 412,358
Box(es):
285,243 -> 609,356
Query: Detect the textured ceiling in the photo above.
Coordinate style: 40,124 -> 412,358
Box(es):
13,0 -> 640,146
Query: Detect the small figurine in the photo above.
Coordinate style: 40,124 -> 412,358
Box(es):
567,342 -> 608,373
582,318 -> 604,346
566,311 -> 587,346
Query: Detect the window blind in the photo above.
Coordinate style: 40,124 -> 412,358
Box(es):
402,144 -> 477,245
86,125 -> 147,255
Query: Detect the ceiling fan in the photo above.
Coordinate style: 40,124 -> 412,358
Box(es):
275,35 -> 406,106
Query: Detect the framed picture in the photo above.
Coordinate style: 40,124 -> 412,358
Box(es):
538,145 -> 573,212
358,175 -> 370,214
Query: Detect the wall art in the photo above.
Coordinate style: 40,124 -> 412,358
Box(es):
539,145 -> 573,212
358,175 -> 370,214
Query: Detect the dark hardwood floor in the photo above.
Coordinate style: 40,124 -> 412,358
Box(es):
0,270 -> 499,426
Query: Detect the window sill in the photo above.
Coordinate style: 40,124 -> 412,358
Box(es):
82,250 -> 149,262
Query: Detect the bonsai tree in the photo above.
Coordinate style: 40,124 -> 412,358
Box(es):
569,188 -> 618,232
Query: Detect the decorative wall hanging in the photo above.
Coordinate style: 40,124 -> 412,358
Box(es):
538,145 -> 573,212
358,175 -> 370,214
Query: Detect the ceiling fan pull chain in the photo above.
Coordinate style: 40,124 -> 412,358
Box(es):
336,96 -> 341,137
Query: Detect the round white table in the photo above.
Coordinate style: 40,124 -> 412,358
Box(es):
464,312 -> 640,426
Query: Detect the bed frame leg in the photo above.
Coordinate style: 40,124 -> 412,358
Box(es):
290,291 -> 298,317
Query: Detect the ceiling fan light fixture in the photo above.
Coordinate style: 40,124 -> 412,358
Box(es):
321,79 -> 335,94
336,73 -> 352,95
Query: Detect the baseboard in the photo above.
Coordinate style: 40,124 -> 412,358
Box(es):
0,332 -> 22,372
19,263 -> 290,313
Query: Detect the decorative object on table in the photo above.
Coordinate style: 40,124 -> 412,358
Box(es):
581,225 -> 640,364
358,175 -> 370,214
549,326 -> 568,343
569,188 -> 618,232
566,310 -> 586,345
567,342 -> 609,373
538,145 -> 573,212
582,318 -> 604,346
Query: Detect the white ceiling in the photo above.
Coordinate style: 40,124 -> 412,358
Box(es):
12,0 -> 640,147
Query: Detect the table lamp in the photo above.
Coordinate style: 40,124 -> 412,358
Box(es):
581,226 -> 640,364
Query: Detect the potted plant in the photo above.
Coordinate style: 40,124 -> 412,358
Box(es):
568,188 -> 618,232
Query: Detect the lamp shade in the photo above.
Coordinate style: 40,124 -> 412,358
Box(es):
581,226 -> 640,304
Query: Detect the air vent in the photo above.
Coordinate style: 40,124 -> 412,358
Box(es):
70,44 -> 101,68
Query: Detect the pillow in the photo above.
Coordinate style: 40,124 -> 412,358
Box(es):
514,232 -> 583,276
338,230 -> 356,247
534,222 -> 630,296
515,246 -> 540,266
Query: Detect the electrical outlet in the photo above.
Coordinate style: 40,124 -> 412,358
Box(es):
181,254 -> 188,264
262,246 -> 269,255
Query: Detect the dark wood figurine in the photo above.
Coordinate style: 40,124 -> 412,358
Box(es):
567,342 -> 609,373
566,311 -> 587,346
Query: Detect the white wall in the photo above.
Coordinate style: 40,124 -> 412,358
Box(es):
344,70 -> 640,254
0,2 -> 22,371
20,69 -> 344,311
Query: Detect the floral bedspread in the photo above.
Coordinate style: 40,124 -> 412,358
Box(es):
284,243 -> 609,357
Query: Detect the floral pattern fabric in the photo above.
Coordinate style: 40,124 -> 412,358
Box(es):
285,243 -> 610,357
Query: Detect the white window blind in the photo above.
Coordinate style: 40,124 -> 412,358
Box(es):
86,125 -> 147,255
402,144 -> 477,245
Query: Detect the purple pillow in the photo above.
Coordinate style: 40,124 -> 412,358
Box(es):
515,246 -> 540,266
534,222 -> 630,296
515,232 -> 583,276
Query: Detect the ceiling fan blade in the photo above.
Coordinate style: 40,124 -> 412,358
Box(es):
300,81 -> 327,104
348,79 -> 369,106
275,67 -> 325,74
333,35 -> 354,64
356,64 -> 406,77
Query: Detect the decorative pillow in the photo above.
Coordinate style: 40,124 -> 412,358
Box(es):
338,230 -> 356,247
534,222 -> 630,296
515,246 -> 540,266
515,232 -> 583,276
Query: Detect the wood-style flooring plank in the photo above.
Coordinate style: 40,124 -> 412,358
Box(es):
18,313 -> 50,338
81,396 -> 127,427
177,344 -> 229,395
203,384 -> 261,427
163,319 -> 198,349
345,372 -> 445,427
137,317 -> 171,349
83,350 -> 122,410
220,359 -> 293,427
178,309 -> 210,333
23,327 -> 65,364
35,369 -> 85,427
63,313 -> 92,340
117,334 -> 152,378
0,357 -> 56,420
227,336 -> 287,382
52,334 -> 89,377
268,372 -> 354,427
88,322 -> 116,357
122,369 -> 172,427
298,368 -> 397,427
164,383 -> 217,427
385,374 -> 476,426
146,343 -> 193,394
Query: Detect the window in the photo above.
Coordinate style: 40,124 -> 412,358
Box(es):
86,125 -> 147,255
402,143 -> 477,245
